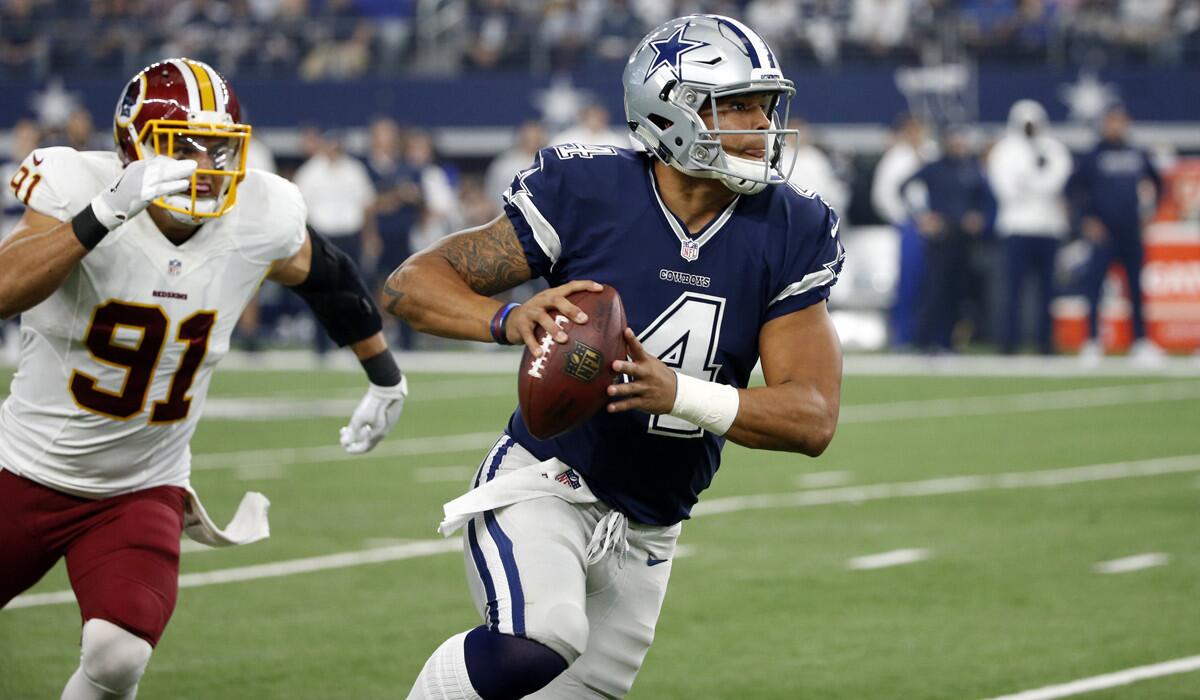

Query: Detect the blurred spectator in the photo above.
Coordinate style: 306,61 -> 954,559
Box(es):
784,119 -> 850,215
746,0 -> 801,59
536,0 -> 590,72
466,0 -> 526,70
847,0 -> 913,58
355,0 -> 416,72
1,118 -> 40,363
873,114 -> 935,349
588,0 -> 643,64
363,117 -> 423,349
987,99 -> 1072,355
458,173 -> 500,228
485,120 -> 548,206
2,119 -> 40,237
551,103 -> 628,148
960,0 -> 1020,59
1069,105 -> 1164,364
0,0 -> 47,79
902,127 -> 990,352
403,129 -> 462,254
293,130 -> 376,354
300,0 -> 373,79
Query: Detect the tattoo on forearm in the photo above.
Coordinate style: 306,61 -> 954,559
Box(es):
437,217 -> 530,296
381,285 -> 405,316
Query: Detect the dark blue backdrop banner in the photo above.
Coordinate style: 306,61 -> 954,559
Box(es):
3,67 -> 1192,128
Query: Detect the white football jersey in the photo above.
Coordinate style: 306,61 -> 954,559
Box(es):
0,147 -> 306,497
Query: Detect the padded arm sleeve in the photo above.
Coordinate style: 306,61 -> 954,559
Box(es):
291,229 -> 383,347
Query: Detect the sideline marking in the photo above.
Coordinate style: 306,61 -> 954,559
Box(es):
191,382 -> 1200,472
984,655 -> 1200,700
847,548 -> 931,570
692,454 -> 1200,516
12,454 -> 1197,610
1093,553 -> 1170,574
9,540 -> 463,609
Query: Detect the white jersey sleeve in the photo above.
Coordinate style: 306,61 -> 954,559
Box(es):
226,168 -> 308,264
10,147 -> 122,223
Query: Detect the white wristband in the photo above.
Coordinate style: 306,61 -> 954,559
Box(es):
670,372 -> 740,436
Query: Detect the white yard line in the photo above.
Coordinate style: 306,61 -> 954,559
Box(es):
838,381 -> 1200,424
191,432 -> 501,471
8,540 -> 463,610
12,454 -> 1197,611
691,454 -> 1200,516
1092,553 -> 1170,574
193,382 -> 1200,470
847,548 -> 932,570
984,655 -> 1200,700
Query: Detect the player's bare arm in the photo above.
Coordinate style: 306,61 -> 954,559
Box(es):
381,213 -> 601,356
609,301 -> 841,456
0,155 -> 195,319
0,208 -> 90,319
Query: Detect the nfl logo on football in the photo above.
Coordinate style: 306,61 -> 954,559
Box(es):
168,259 -> 182,276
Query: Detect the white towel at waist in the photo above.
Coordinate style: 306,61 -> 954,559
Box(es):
438,459 -> 597,537
184,487 -> 271,547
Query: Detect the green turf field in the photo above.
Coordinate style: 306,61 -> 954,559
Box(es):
1,368 -> 1197,699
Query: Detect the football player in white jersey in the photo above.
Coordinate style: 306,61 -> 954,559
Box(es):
0,59 -> 408,700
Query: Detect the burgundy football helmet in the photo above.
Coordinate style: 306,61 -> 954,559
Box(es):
113,58 -> 250,222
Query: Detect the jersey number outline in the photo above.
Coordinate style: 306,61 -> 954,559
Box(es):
552,144 -> 618,160
9,165 -> 42,206
70,300 -> 217,423
637,292 -> 726,438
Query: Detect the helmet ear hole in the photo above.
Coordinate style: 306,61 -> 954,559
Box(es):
648,114 -> 674,131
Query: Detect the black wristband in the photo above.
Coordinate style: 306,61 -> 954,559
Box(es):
360,350 -> 403,387
71,204 -> 109,251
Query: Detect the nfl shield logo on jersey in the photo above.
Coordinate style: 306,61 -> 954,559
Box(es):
680,239 -> 700,262
554,468 -> 582,490
168,259 -> 182,276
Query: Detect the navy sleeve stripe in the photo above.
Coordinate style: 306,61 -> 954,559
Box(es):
769,265 -> 836,306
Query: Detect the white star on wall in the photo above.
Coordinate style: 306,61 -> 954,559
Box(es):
30,78 -> 83,129
1058,70 -> 1119,123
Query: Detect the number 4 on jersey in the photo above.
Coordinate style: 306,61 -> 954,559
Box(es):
637,292 -> 725,438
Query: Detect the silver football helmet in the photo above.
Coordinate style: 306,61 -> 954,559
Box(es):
623,14 -> 797,195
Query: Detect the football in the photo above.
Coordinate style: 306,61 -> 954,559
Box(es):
518,285 -> 628,440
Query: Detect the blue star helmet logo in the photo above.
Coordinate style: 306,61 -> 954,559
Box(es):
644,25 -> 707,84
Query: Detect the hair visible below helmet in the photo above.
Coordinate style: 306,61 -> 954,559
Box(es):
113,58 -> 250,223
623,15 -> 797,195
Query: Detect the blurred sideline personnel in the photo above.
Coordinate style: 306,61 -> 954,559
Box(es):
385,15 -> 843,700
872,114 -> 932,349
902,126 -> 990,353
1069,104 -> 1164,364
0,59 -> 407,700
987,100 -> 1072,355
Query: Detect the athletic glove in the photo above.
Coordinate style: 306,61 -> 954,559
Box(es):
90,155 -> 198,230
339,375 -> 408,454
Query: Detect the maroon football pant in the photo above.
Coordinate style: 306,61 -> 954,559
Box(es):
0,468 -> 187,646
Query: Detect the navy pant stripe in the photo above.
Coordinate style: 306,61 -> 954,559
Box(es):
467,519 -> 501,631
484,510 -> 525,637
485,437 -> 514,484
473,435 -> 510,488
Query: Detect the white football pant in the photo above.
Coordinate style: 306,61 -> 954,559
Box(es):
462,436 -> 681,698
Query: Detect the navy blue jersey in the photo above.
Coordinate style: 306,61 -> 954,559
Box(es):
502,145 -> 843,526
1069,140 -> 1161,235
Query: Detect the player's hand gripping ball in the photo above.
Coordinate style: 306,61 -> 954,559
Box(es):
518,285 -> 627,439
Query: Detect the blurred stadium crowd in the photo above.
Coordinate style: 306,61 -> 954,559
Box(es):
1,2 -> 1193,362
2,0 -> 1200,80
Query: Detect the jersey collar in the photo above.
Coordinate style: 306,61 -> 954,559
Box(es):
647,164 -> 740,261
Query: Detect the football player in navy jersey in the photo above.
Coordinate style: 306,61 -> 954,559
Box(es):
384,14 -> 844,700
